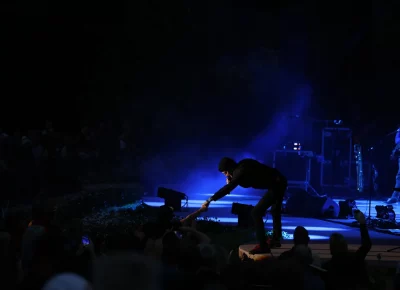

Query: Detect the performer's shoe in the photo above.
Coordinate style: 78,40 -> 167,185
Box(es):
249,244 -> 271,254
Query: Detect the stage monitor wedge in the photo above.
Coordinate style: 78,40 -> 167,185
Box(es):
157,187 -> 188,212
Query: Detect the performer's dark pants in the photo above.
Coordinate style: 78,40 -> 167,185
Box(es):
251,178 -> 287,246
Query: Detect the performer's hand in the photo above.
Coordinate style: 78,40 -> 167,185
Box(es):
201,201 -> 210,211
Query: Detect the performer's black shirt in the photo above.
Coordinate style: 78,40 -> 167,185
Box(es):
210,159 -> 286,201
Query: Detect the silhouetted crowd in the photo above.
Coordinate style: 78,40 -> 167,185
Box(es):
0,199 -> 399,290
0,120 -> 139,206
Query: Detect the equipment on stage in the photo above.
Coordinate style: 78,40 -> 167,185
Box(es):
272,149 -> 319,196
285,189 -> 339,218
338,199 -> 358,218
354,144 -> 364,193
361,127 -> 400,224
282,141 -> 302,151
355,127 -> 399,226
231,202 -> 254,227
157,187 -> 188,212
320,127 -> 353,189
356,143 -> 376,224
375,205 -> 396,222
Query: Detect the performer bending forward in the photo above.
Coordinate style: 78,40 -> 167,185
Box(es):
201,157 -> 287,254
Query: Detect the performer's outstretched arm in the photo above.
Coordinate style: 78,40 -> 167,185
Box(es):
200,166 -> 244,211
180,206 -> 207,225
207,181 -> 239,202
207,167 -> 244,202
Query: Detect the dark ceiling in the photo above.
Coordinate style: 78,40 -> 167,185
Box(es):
4,1 -> 400,131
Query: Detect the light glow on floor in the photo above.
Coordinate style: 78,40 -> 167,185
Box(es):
307,235 -> 330,240
212,217 -> 241,223
144,202 -> 229,208
283,234 -> 329,240
193,217 -> 297,224
199,193 -> 249,198
282,226 -> 348,231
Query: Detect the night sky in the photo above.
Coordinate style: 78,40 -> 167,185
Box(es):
4,1 -> 400,136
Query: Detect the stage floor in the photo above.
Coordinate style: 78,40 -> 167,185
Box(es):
143,193 -> 400,245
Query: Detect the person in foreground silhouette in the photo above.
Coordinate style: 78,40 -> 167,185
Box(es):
323,210 -> 371,289
201,157 -> 287,254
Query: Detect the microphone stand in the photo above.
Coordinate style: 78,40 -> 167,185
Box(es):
364,130 -> 395,226
364,147 -> 376,225
354,127 -> 397,228
362,136 -> 385,226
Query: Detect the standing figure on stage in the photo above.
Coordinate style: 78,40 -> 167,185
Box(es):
201,157 -> 287,254
387,126 -> 400,203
